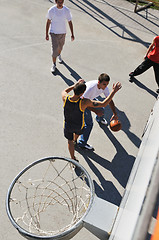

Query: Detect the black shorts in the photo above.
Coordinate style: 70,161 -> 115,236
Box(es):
64,128 -> 84,140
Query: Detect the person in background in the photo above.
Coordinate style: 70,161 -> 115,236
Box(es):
45,0 -> 75,73
129,36 -> 159,94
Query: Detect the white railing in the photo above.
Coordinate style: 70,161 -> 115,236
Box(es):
109,96 -> 159,240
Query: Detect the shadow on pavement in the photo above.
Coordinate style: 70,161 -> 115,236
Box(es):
130,77 -> 158,98
75,129 -> 135,206
69,0 -> 157,47
75,105 -> 140,206
107,106 -> 142,148
96,100 -> 141,148
62,61 -> 82,81
52,61 -> 82,85
52,68 -> 75,85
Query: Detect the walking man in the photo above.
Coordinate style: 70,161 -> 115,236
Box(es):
45,0 -> 75,73
78,73 -> 119,150
61,79 -> 121,160
129,36 -> 159,94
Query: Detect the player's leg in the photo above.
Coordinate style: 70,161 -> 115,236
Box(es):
153,63 -> 159,93
93,98 -> 107,125
68,140 -> 75,159
74,133 -> 79,142
50,33 -> 58,72
74,128 -> 84,144
52,56 -> 57,65
57,34 -> 66,63
64,128 -> 76,159
129,57 -> 152,82
78,109 -> 94,150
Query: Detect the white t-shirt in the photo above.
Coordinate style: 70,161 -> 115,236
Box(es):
47,5 -> 72,34
83,80 -> 110,99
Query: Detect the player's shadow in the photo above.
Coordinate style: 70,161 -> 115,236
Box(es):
52,62 -> 82,86
75,135 -> 135,206
62,61 -> 82,81
52,68 -> 74,86
75,105 -> 139,205
130,77 -> 158,98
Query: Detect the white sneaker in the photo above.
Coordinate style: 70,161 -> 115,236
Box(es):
58,54 -> 63,63
51,64 -> 56,73
100,118 -> 108,125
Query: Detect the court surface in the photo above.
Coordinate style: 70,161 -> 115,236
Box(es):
1,0 -> 159,239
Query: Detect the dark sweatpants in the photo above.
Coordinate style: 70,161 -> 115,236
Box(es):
132,57 -> 159,87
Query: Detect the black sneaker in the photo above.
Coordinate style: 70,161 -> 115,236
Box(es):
156,88 -> 159,94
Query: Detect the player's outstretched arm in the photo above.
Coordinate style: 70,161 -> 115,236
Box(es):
85,82 -> 121,109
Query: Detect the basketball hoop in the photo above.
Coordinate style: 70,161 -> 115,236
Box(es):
6,157 -> 94,240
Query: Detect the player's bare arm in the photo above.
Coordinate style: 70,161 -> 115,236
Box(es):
86,107 -> 104,116
81,98 -> 111,112
61,85 -> 75,102
46,19 -> 51,40
68,21 -> 75,41
82,82 -> 121,110
109,100 -> 118,120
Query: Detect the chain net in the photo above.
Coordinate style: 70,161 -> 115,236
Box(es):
8,158 -> 92,237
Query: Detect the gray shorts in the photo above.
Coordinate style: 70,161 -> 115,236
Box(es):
50,33 -> 66,58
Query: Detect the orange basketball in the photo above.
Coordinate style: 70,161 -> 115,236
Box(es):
110,119 -> 122,132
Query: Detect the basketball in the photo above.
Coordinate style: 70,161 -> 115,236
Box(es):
110,119 -> 122,132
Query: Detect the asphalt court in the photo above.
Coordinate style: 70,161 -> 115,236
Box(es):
1,0 -> 159,239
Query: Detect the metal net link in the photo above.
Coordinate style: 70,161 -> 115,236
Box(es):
9,159 -> 91,237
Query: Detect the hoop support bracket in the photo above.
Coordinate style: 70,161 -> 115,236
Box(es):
83,196 -> 118,240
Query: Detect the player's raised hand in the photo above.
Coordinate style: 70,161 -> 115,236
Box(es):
113,82 -> 122,92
